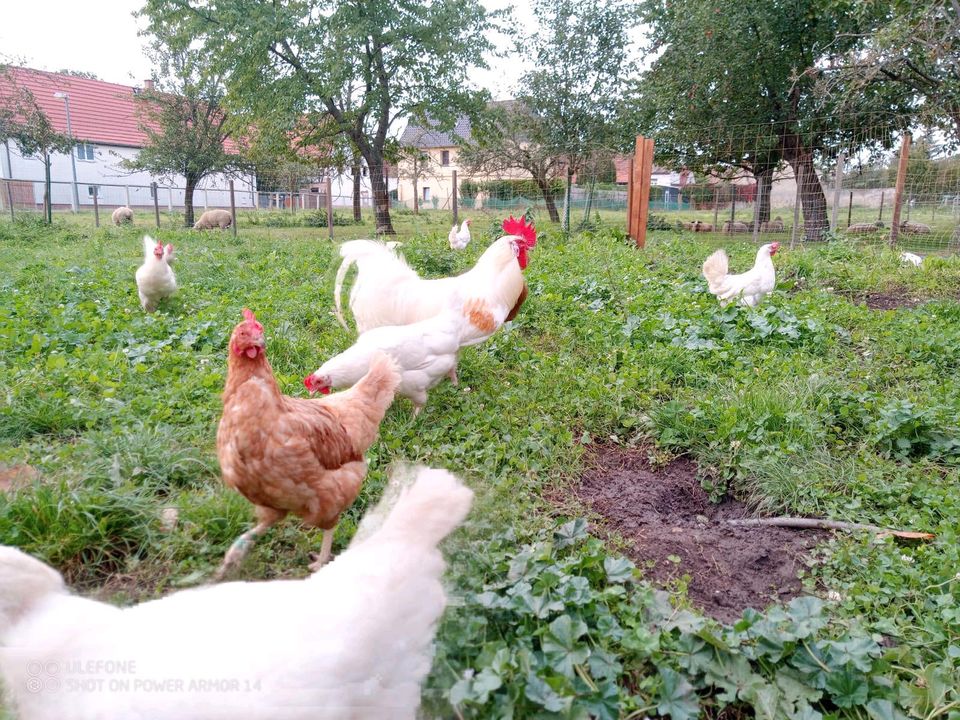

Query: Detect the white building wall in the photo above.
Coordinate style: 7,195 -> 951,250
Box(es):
3,140 -> 256,208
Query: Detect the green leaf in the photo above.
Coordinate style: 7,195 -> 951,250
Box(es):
554,518 -> 589,548
603,556 -> 636,583
542,614 -> 590,678
657,667 -> 700,720
824,668 -> 869,708
524,672 -> 571,713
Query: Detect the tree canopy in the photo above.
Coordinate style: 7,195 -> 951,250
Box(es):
138,0 -> 498,234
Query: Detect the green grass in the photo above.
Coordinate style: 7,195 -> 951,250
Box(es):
1,212 -> 958,717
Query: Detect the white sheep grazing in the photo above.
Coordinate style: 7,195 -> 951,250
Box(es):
112,206 -> 134,225
193,209 -> 233,230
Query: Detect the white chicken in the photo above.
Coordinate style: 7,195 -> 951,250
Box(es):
899,251 -> 923,267
702,242 -> 779,307
0,466 -> 473,720
448,218 -> 472,250
304,302 -> 462,415
134,235 -> 177,312
334,216 -> 535,346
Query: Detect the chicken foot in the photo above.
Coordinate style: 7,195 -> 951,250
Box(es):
213,513 -> 281,581
308,527 -> 336,572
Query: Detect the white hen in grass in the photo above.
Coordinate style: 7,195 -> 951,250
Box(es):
702,242 -> 779,307
134,235 -> 176,312
899,251 -> 923,267
448,218 -> 471,249
0,466 -> 473,720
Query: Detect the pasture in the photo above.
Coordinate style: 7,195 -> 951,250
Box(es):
1,212 -> 958,717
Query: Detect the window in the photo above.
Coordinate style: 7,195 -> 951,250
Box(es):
441,150 -> 450,166
422,186 -> 431,201
76,143 -> 95,161
87,185 -> 99,198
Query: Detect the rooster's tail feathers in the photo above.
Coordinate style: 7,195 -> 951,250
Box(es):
702,249 -> 730,293
0,546 -> 65,632
334,240 -> 405,331
141,234 -> 157,260
369,467 -> 473,548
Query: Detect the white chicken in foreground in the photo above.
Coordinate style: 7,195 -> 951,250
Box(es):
334,215 -> 536,346
0,466 -> 473,720
448,218 -> 472,249
134,235 -> 177,312
899,251 -> 923,267
702,242 -> 779,307
304,303 -> 462,414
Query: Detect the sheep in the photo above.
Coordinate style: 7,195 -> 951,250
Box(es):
693,220 -> 714,232
760,216 -> 785,232
112,206 -> 134,225
846,221 -> 885,235
899,221 -> 932,235
193,209 -> 233,230
722,220 -> 750,234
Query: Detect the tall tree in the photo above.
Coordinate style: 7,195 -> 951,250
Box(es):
0,66 -> 75,223
522,0 -> 638,230
633,0 -> 902,240
123,47 -> 242,227
138,0 -> 497,235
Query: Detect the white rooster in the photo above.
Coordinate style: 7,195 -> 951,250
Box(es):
0,466 -> 473,720
702,242 -> 779,307
134,235 -> 177,312
304,302 -> 462,415
334,216 -> 535,347
448,218 -> 472,249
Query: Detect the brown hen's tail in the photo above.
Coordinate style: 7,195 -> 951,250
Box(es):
329,351 -> 401,451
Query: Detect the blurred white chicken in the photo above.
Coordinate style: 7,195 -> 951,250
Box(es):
334,216 -> 535,345
899,251 -> 923,267
702,242 -> 779,307
135,235 -> 177,312
0,466 -> 473,720
448,218 -> 472,250
304,302 -> 462,415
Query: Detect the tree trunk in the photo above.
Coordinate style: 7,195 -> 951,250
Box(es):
183,175 -> 197,227
365,150 -> 395,235
563,166 -> 574,232
789,151 -> 828,241
580,173 -> 597,228
43,152 -> 52,225
351,155 -> 362,222
534,173 -> 560,223
412,157 -> 419,215
756,167 -> 774,225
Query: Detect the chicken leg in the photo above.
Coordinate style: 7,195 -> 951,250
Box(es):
213,506 -> 284,581
308,527 -> 336,572
447,367 -> 459,386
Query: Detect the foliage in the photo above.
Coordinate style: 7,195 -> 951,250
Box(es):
1,221 -> 958,717
460,178 -> 566,202
242,210 -> 357,228
121,45 -> 244,227
138,0 -> 498,235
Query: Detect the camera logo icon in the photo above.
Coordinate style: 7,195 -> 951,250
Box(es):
25,660 -> 60,694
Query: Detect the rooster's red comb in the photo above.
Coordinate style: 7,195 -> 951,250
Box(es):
241,309 -> 263,331
502,215 -> 536,248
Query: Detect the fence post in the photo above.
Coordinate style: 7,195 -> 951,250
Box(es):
152,182 -> 160,228
847,191 -> 853,228
167,187 -> 173,212
831,151 -> 845,230
878,191 -> 885,222
752,180 -> 763,242
452,169 -> 458,227
325,177 -> 334,241
627,135 -> 654,248
92,186 -> 99,228
730,194 -> 736,225
889,133 -> 911,247
204,190 -> 209,210
790,177 -> 801,249
125,185 -> 131,208
712,187 -> 719,230
229,180 -> 237,239
4,180 -> 13,221
626,157 -> 634,235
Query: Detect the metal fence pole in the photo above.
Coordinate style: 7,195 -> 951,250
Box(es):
847,191 -> 853,228
831,151 -> 845,230
712,187 -> 719,230
167,187 -> 173,212
752,180 -> 762,242
452,169 -> 458,227
790,178 -> 801,248
152,182 -> 161,228
326,177 -> 334,241
125,185 -> 131,208
229,180 -> 237,239
4,180 -> 13,221
878,191 -> 885,223
92,186 -> 99,228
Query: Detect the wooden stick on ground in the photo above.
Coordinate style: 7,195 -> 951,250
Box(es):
725,517 -> 934,540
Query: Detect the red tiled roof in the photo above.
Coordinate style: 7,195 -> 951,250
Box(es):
3,67 -> 238,152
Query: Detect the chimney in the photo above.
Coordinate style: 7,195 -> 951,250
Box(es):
144,79 -> 155,91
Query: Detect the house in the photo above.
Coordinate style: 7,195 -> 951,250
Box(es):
612,156 -> 695,187
0,67 -> 257,210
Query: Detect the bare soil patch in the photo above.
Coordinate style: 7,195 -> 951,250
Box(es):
841,286 -> 928,310
570,445 -> 823,623
0,464 -> 39,493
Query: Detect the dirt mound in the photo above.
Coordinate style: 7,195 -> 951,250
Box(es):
842,286 -> 926,310
571,446 -> 823,623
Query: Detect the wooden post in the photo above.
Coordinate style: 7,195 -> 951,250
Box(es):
878,190 -> 884,222
152,182 -> 161,228
92,186 -> 99,228
831,151 -> 845,229
325,177 -> 334,241
626,157 -> 634,234
890,133 -> 911,246
229,179 -> 237,238
791,178 -> 801,248
847,191 -> 853,228
730,194 -> 736,224
452,169 -> 458,226
627,135 -> 654,248
712,187 -> 719,231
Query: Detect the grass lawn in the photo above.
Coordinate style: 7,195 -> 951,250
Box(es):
0,211 -> 958,718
